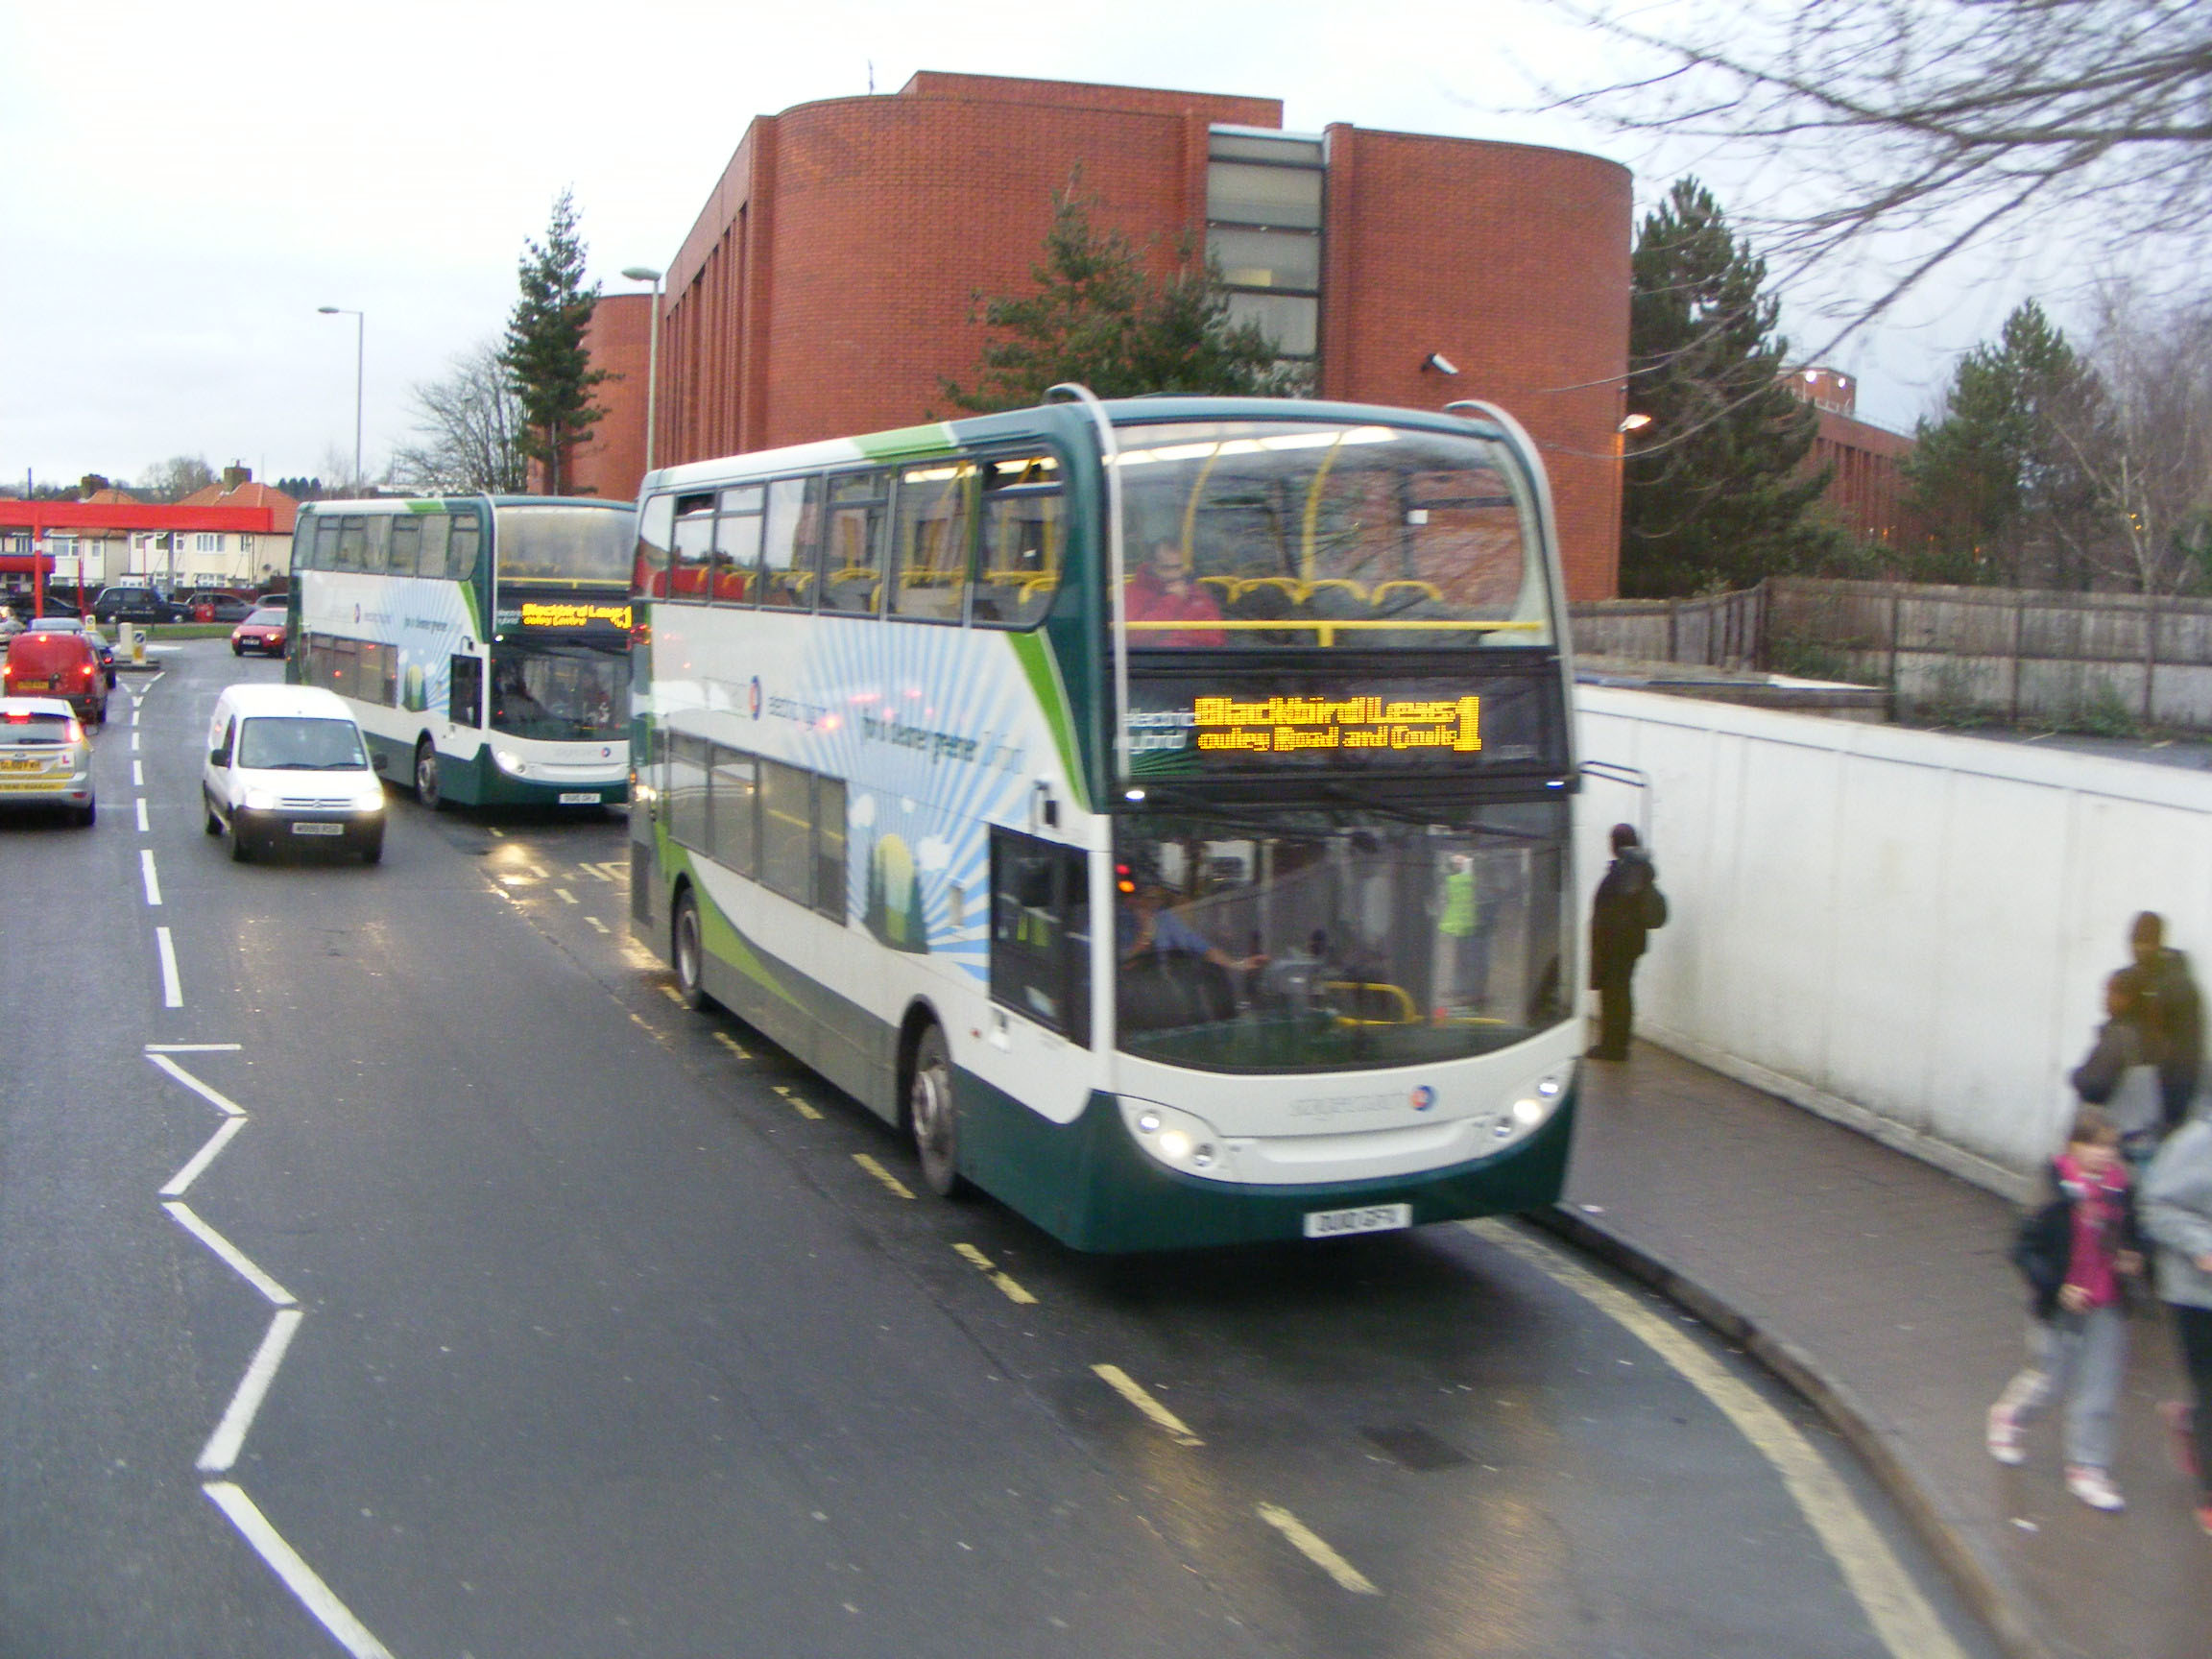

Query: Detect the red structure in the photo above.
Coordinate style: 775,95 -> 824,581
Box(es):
567,71 -> 1634,598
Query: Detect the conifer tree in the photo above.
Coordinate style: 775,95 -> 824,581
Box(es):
1620,178 -> 1829,596
1903,301 -> 2104,588
500,190 -> 610,495
943,180 -> 1298,412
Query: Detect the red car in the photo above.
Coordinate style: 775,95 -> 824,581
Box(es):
3,629 -> 108,724
231,606 -> 289,657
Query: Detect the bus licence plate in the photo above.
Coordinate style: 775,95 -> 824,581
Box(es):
1303,1202 -> 1412,1238
291,822 -> 345,836
559,791 -> 600,805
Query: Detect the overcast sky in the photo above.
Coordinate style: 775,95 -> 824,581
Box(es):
1,0 -> 2053,493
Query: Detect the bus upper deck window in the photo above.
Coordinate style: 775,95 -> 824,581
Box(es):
635,493 -> 676,598
974,454 -> 1062,629
890,461 -> 974,624
670,494 -> 715,601
449,513 -> 482,582
388,516 -> 421,577
822,470 -> 891,615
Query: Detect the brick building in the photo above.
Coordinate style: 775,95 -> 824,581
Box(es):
1787,368 -> 1918,547
571,71 -> 1634,598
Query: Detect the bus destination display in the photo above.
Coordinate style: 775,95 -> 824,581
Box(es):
1125,675 -> 1550,778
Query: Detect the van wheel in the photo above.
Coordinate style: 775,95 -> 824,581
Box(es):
414,738 -> 443,809
361,833 -> 383,866
672,889 -> 709,1010
230,826 -> 252,863
204,794 -> 222,834
909,1023 -> 965,1198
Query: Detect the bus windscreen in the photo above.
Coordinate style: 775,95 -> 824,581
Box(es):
495,505 -> 635,583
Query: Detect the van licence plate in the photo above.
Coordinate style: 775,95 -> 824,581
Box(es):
291,822 -> 345,836
559,791 -> 600,805
1303,1202 -> 1413,1238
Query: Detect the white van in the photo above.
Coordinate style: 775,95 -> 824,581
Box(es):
202,683 -> 385,863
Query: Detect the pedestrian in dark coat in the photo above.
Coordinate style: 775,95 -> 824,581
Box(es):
2141,1116 -> 2212,1536
1588,823 -> 1664,1062
2125,912 -> 2203,1133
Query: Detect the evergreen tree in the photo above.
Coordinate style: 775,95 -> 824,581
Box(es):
1903,301 -> 2104,588
1620,179 -> 1830,597
500,189 -> 610,495
943,180 -> 1298,412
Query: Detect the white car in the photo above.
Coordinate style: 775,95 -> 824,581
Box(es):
0,696 -> 95,824
202,683 -> 384,863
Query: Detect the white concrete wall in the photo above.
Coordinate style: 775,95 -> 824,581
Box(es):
1575,687 -> 2212,1199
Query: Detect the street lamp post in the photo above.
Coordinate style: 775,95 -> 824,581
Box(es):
318,306 -> 365,491
619,267 -> 663,479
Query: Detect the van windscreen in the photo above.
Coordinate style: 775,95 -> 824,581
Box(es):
237,717 -> 369,770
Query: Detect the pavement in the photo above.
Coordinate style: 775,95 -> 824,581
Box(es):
1555,1039 -> 2207,1659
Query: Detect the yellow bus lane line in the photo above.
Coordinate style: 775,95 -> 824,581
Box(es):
853,1154 -> 916,1199
1092,1363 -> 1203,1446
950,1241 -> 1037,1305
715,1031 -> 753,1062
1462,1218 -> 1967,1659
1255,1503 -> 1380,1595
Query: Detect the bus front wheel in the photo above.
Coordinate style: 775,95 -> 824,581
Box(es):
910,1023 -> 965,1199
414,738 -> 443,810
672,889 -> 710,1011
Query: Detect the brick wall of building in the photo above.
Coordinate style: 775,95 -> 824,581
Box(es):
615,72 -> 1634,595
564,291 -> 654,502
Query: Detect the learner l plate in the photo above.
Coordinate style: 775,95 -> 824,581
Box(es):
559,791 -> 600,805
1303,1202 -> 1413,1238
291,821 -> 345,836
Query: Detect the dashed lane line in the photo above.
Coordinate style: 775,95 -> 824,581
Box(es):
555,887 -> 577,904
660,984 -> 687,1007
202,1484 -> 395,1659
136,798 -> 149,831
853,1153 -> 916,1200
951,1241 -> 1037,1305
140,849 -> 162,905
155,926 -> 182,1008
1462,1218 -> 1969,1659
770,1083 -> 822,1120
146,1044 -> 244,1053
1092,1364 -> 1204,1446
716,1031 -> 754,1062
583,916 -> 610,934
130,731 -> 139,752
132,759 -> 143,787
1255,1503 -> 1380,1595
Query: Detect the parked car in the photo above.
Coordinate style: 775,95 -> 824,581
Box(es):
180,589 -> 254,622
0,697 -> 95,826
91,587 -> 180,625
3,628 -> 108,725
5,593 -> 79,622
230,606 -> 289,657
202,683 -> 384,863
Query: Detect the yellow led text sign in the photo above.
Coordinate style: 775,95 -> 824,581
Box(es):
518,601 -> 633,630
1190,694 -> 1480,755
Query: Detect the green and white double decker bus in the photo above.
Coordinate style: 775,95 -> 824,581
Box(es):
630,392 -> 1582,1251
287,495 -> 634,808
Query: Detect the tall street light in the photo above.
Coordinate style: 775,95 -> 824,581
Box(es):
619,267 -> 662,478
318,306 -> 364,490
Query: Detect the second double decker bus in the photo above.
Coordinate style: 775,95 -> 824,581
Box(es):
288,494 -> 634,807
630,392 -> 1581,1251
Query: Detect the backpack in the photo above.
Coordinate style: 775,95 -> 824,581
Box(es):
1641,882 -> 1669,930
2008,1190 -> 2071,1321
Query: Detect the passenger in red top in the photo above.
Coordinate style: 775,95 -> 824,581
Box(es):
1124,541 -> 1224,648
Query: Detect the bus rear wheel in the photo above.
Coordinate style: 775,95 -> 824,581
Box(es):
414,737 -> 443,809
909,1023 -> 965,1198
672,889 -> 710,1011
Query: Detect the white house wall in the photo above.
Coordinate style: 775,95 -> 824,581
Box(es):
1575,687 -> 2212,1199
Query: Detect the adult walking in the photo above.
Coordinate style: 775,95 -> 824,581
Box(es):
2142,1114 -> 2212,1535
1588,822 -> 1665,1062
2126,912 -> 2203,1134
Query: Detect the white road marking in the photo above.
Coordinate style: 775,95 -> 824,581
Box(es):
1093,1364 -> 1204,1446
140,849 -> 162,905
131,707 -> 139,726
528,862 -> 549,879
145,1044 -> 244,1052
202,1483 -> 396,1659
162,1201 -> 295,1306
1256,1503 -> 1380,1594
197,1310 -> 305,1472
161,1116 -> 248,1199
1464,1219 -> 1968,1659
148,1053 -> 245,1116
132,759 -> 143,787
583,916 -> 610,933
136,798 -> 149,831
155,927 -> 182,1008
130,731 -> 139,751
577,862 -> 613,881
555,887 -> 577,904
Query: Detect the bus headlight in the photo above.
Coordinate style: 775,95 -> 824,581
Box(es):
1119,1098 -> 1227,1174
1500,1067 -> 1573,1138
493,748 -> 525,775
